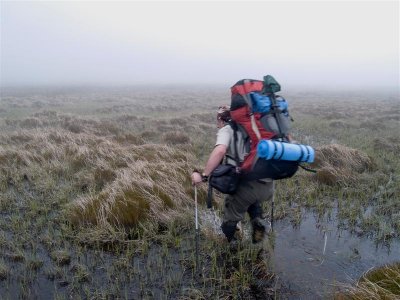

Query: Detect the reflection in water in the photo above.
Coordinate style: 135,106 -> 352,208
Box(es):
200,207 -> 400,298
270,209 -> 400,299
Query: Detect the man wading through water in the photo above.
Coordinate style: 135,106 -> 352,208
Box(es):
191,105 -> 273,244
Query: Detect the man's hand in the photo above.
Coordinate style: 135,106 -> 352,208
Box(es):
191,172 -> 203,186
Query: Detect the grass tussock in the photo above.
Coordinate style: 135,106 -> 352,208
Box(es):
0,126 -> 197,242
311,144 -> 376,185
114,133 -> 144,145
50,250 -> 71,266
163,131 -> 191,144
5,112 -> 124,137
67,144 -> 195,231
337,263 -> 400,300
373,137 -> 400,153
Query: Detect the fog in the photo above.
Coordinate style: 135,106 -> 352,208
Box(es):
1,1 -> 399,90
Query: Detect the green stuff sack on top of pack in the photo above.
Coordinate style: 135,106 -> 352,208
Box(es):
262,75 -> 281,94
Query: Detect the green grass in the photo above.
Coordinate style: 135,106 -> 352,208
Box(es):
337,262 -> 400,299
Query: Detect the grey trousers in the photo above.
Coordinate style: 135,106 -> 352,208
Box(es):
222,180 -> 274,223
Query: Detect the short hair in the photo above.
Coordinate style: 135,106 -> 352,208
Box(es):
217,105 -> 231,122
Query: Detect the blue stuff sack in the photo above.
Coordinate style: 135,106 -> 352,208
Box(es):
250,93 -> 288,113
250,92 -> 271,113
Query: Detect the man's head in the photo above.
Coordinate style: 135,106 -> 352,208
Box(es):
217,105 -> 231,123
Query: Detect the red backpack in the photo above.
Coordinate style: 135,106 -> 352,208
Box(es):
229,76 -> 298,180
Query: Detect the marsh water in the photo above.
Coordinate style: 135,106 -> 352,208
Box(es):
2,207 -> 399,299
200,206 -> 400,298
270,209 -> 400,299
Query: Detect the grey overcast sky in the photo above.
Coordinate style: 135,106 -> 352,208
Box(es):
0,1 -> 399,88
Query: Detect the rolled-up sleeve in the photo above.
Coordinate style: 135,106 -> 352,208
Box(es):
215,125 -> 232,147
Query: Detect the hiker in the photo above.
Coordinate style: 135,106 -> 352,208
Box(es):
191,105 -> 273,244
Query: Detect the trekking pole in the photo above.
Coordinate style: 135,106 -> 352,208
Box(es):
194,186 -> 200,272
271,196 -> 274,231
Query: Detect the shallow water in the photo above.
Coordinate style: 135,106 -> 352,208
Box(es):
199,207 -> 400,298
271,209 -> 400,299
2,208 -> 398,299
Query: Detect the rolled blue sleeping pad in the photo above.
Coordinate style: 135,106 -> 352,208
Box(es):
257,139 -> 315,163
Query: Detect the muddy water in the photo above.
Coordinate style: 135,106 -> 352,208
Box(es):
270,209 -> 400,299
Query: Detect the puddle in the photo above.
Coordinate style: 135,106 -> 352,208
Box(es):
199,207 -> 400,298
271,209 -> 400,299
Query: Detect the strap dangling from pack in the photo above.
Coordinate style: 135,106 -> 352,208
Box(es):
207,182 -> 213,209
299,164 -> 317,173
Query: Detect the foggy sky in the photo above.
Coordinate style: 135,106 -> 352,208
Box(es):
1,1 -> 399,89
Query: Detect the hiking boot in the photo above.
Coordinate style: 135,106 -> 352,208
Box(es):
234,222 -> 243,241
251,217 -> 270,244
247,201 -> 263,220
221,221 -> 239,242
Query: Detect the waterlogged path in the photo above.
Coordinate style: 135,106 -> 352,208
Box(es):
271,210 -> 400,299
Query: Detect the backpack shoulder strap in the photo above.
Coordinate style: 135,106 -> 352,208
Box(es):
227,121 -> 241,166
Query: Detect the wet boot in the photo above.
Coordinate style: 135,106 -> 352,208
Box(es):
221,221 -> 239,242
251,217 -> 270,244
248,202 -> 269,244
222,221 -> 245,251
247,201 -> 263,220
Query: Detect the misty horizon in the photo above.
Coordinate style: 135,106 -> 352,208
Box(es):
1,1 -> 399,90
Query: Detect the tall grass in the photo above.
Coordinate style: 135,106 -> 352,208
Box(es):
311,143 -> 376,185
0,126 -> 198,240
337,263 -> 400,299
0,87 -> 399,298
68,144 -> 195,232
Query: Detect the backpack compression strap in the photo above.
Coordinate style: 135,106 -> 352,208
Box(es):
242,80 -> 261,140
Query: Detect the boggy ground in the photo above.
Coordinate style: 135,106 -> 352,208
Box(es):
0,86 -> 399,298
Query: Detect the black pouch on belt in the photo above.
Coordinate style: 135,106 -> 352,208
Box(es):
209,164 -> 241,195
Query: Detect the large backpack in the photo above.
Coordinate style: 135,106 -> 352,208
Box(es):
229,75 -> 299,181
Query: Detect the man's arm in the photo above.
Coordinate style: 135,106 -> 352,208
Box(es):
203,144 -> 227,176
191,144 -> 227,185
